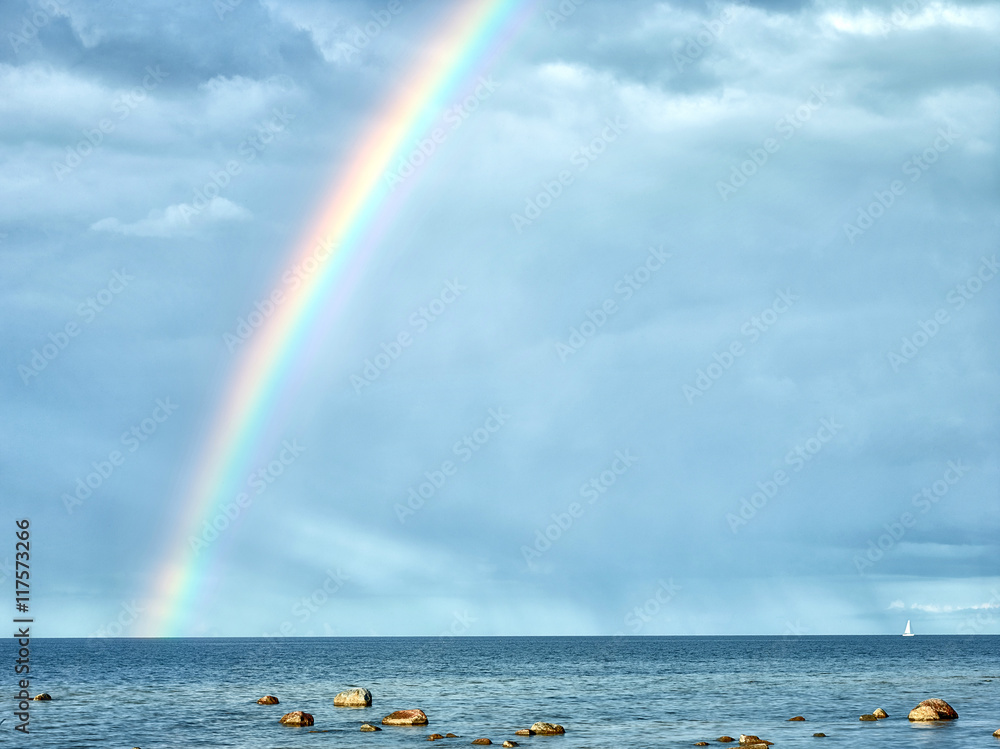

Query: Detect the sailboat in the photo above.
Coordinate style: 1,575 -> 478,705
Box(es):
903,620 -> 915,637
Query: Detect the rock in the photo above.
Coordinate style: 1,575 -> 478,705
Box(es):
788,716 -> 805,721
696,743 -> 709,746
812,733 -> 826,737
33,693 -> 52,701
383,709 -> 429,726
738,736 -> 773,747
907,699 -> 958,721
447,734 -> 460,738
859,714 -> 877,721
503,742 -> 519,747
257,695 -> 279,705
360,724 -> 382,732
428,734 -> 444,741
717,738 -> 736,743
872,708 -> 888,719
529,722 -> 565,735
514,730 -> 534,736
471,740 -> 492,745
279,711 -> 314,726
335,687 -> 373,707
994,728 -> 1000,737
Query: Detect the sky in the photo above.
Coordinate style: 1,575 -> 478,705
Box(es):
1,0 -> 998,638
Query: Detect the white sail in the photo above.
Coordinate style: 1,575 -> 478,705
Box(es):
903,619 -> 914,636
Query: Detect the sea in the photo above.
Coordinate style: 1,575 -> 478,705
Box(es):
2,636 -> 997,748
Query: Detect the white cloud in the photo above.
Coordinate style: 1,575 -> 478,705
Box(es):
910,601 -> 1000,613
888,599 -> 904,609
90,197 -> 251,237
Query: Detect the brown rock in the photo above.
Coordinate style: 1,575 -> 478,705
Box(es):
872,708 -> 888,719
335,687 -> 373,707
717,739 -> 736,744
279,711 -> 314,726
739,736 -> 773,747
788,716 -> 805,721
360,724 -> 382,732
908,699 -> 958,721
33,693 -> 52,701
514,730 -> 534,736
812,733 -> 826,737
383,709 -> 429,726
529,722 -> 565,735
428,734 -> 444,741
696,743 -> 709,746
859,714 -> 877,721
993,728 -> 1000,737
257,695 -> 279,705
502,742 -> 518,747
447,734 -> 460,738
471,740 -> 492,745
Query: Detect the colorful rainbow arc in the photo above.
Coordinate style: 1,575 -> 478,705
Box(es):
146,0 -> 538,637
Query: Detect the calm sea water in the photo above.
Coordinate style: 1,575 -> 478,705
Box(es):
2,636 -> 997,748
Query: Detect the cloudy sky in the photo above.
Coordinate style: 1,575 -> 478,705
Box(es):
2,0 -> 998,638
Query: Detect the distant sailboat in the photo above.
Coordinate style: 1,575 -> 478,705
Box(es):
903,620 -> 914,637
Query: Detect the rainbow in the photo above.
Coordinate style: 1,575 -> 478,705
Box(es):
146,0 -> 539,637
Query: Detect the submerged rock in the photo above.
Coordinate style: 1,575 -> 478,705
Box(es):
788,716 -> 805,721
360,723 -> 382,732
514,729 -> 534,736
471,739 -> 492,745
335,687 -> 373,707
812,733 -> 826,737
427,734 -> 444,741
33,693 -> 52,701
908,699 -> 958,721
717,738 -> 735,743
503,742 -> 518,747
872,708 -> 888,719
383,709 -> 428,726
257,695 -> 279,705
696,743 -> 709,746
529,722 -> 565,735
446,734 -> 460,738
279,711 -> 314,726
859,714 -> 877,721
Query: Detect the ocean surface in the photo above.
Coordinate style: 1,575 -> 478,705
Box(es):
2,636 -> 997,748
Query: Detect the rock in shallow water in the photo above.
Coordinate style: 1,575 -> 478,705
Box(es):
383,709 -> 429,726
695,743 -> 709,746
514,729 -> 534,736
335,687 -> 373,707
33,693 -> 52,701
738,736 -> 773,747
717,738 -> 735,743
993,728 -> 1000,737
788,716 -> 805,721
279,711 -> 314,726
427,734 -> 444,741
471,739 -> 492,745
859,714 -> 877,721
257,695 -> 279,705
872,708 -> 888,719
908,699 -> 958,721
529,722 -> 565,735
812,733 -> 826,737
360,723 -> 382,732
502,742 -> 518,747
